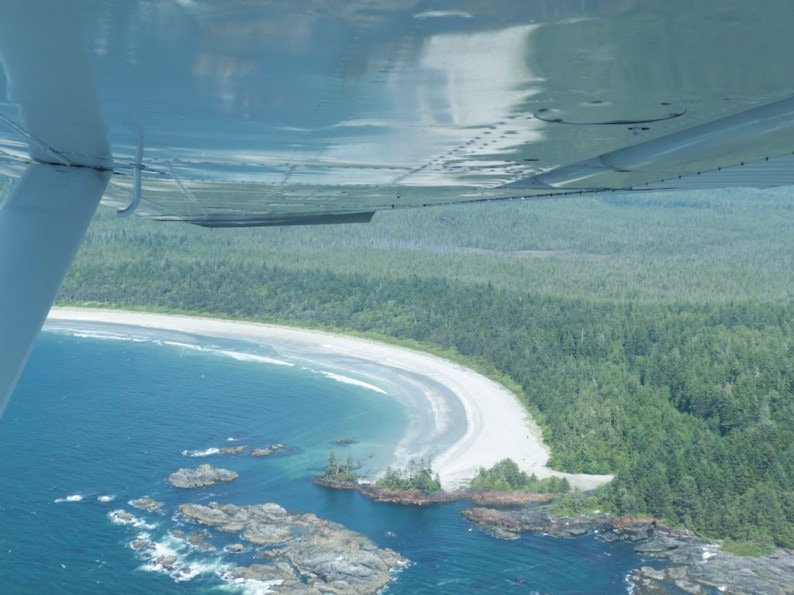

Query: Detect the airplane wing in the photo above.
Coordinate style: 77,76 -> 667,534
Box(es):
1,0 -> 793,411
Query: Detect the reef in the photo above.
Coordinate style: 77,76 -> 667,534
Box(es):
129,498 -> 162,511
180,501 -> 407,593
168,464 -> 238,488
250,443 -> 287,457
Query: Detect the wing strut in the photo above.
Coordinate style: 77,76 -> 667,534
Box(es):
0,163 -> 109,415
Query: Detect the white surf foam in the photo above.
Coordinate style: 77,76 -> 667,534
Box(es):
320,371 -> 387,394
181,447 -> 221,457
160,340 -> 205,351
138,534 -> 224,584
160,340 -> 293,367
66,329 -> 149,343
108,510 -> 157,530
216,349 -> 293,367
217,570 -> 284,595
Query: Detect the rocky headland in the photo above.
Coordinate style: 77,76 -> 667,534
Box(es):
179,501 -> 407,593
630,536 -> 794,594
313,477 -> 558,506
462,507 -> 794,594
168,464 -> 238,488
461,507 -> 658,540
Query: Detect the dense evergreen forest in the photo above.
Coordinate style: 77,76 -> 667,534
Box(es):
45,187 -> 794,551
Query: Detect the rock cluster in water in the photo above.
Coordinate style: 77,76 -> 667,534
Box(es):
181,443 -> 291,458
180,501 -> 407,593
168,464 -> 239,488
129,498 -> 162,511
333,438 -> 358,446
250,443 -> 286,457
462,507 -> 794,594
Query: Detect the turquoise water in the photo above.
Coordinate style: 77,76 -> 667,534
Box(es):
0,325 -> 655,593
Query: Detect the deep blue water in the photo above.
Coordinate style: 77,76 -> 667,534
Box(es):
0,325 -> 657,593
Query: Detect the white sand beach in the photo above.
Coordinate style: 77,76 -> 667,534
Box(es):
46,308 -> 612,491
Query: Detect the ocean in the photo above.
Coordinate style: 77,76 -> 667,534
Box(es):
0,323 -> 658,593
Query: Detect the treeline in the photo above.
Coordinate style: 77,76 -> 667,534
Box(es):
323,452 -> 359,482
66,189 -> 794,304
471,459 -> 570,493
55,191 -> 794,549
377,457 -> 441,492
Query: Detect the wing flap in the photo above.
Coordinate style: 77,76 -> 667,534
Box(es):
507,96 -> 794,192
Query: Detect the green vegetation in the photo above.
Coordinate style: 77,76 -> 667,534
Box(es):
721,538 -> 776,557
547,491 -> 606,518
377,458 -> 441,492
49,187 -> 794,549
323,452 -> 359,482
471,459 -> 570,493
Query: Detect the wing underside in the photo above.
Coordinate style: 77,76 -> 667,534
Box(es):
1,0 -> 793,227
1,0 -> 794,408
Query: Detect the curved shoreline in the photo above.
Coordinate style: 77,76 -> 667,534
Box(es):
45,307 -> 612,491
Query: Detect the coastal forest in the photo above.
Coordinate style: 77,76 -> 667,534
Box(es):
52,187 -> 794,551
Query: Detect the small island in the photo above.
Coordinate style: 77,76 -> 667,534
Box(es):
129,497 -> 163,511
314,455 -> 568,506
168,464 -> 238,488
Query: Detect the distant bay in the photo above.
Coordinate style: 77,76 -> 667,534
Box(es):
0,323 -> 657,593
